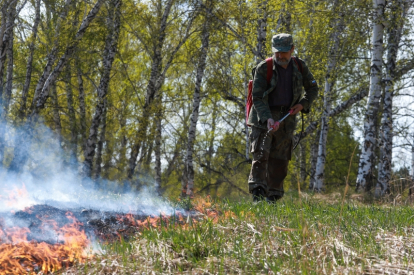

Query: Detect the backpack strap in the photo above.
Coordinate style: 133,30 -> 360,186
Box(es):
265,57 -> 273,83
292,56 -> 303,74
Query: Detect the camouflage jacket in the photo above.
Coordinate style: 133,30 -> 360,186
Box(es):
247,57 -> 319,129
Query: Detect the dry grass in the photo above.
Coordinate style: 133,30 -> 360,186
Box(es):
60,194 -> 414,274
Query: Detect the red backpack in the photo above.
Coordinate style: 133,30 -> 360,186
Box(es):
245,57 -> 303,126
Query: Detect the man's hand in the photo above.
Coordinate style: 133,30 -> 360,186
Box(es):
290,104 -> 303,115
267,118 -> 279,132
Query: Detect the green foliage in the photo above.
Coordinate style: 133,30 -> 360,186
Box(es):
2,0 -> 413,198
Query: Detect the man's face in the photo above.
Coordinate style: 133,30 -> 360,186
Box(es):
274,46 -> 295,67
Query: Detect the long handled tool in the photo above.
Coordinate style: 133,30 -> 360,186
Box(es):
268,109 -> 293,133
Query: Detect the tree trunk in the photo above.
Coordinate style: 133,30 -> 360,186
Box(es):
117,115 -> 127,175
0,1 -> 16,92
19,0 -> 41,119
65,64 -> 77,161
83,0 -> 121,178
0,0 -> 17,166
314,3 -> 344,191
182,4 -> 211,197
255,0 -> 268,63
103,133 -> 114,180
94,99 -> 107,180
300,141 -> 307,182
309,130 -> 320,190
154,98 -> 162,191
356,0 -> 386,192
3,19 -> 14,117
76,64 -> 87,154
377,0 -> 409,196
50,84 -> 62,144
411,133 -> 414,188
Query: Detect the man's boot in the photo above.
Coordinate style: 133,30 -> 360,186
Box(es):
252,187 -> 266,202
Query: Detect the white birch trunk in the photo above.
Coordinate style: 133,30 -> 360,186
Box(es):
255,0 -> 267,63
19,0 -> 40,119
377,0 -> 409,196
314,6 -> 344,191
65,64 -> 77,161
0,0 -> 17,165
83,0 -> 121,178
76,64 -> 87,154
50,84 -> 62,145
183,5 -> 211,197
0,1 -> 15,87
356,0 -> 385,192
154,99 -> 162,190
3,21 -> 14,117
94,99 -> 107,180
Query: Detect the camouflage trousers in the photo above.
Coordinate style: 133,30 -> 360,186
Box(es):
248,119 -> 294,197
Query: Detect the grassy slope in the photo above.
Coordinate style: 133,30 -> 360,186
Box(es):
63,193 -> 414,274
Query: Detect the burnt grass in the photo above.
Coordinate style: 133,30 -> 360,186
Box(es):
0,204 -> 191,243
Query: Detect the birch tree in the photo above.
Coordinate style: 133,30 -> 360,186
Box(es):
0,0 -> 21,165
94,99 -> 108,180
308,130 -> 320,190
154,96 -> 162,189
76,62 -> 87,154
356,0 -> 386,192
19,0 -> 41,119
313,0 -> 344,192
182,0 -> 212,197
50,84 -> 62,144
255,0 -> 268,63
376,0 -> 410,196
65,64 -> 77,161
83,0 -> 121,177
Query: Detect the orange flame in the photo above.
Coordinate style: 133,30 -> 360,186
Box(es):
0,212 -> 90,274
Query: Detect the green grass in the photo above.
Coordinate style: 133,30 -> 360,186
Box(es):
62,192 -> 414,274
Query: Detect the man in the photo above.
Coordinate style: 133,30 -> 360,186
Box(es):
247,33 -> 318,202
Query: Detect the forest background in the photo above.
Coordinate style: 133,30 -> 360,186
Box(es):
0,0 -> 414,199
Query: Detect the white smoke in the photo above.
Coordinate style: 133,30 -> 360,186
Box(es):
0,122 -> 177,216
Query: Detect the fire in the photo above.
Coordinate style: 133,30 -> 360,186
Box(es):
193,196 -> 236,223
0,212 -> 90,274
0,193 -> 235,274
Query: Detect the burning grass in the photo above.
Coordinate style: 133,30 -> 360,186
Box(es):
62,194 -> 414,274
0,212 -> 89,274
0,196 -> 222,274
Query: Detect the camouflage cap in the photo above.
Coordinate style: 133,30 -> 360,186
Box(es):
272,33 -> 293,52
